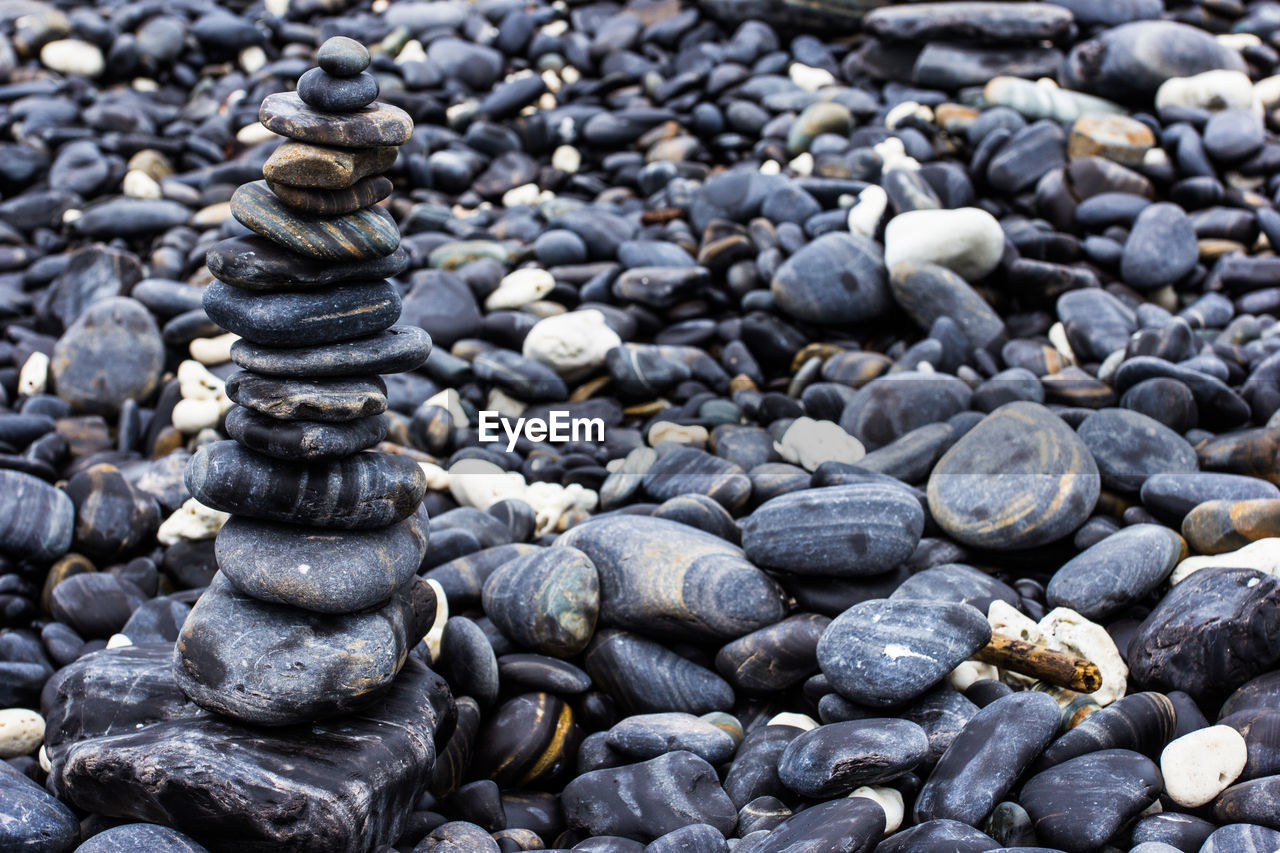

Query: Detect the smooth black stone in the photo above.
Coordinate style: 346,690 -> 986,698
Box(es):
185,440 -> 427,529
1058,289 -> 1136,363
715,613 -> 830,693
225,372 -> 388,423
259,92 -> 413,147
1120,378 -> 1199,434
50,572 -> 145,639
76,824 -> 210,852
742,484 -> 921,577
74,198 -> 191,238
267,176 -> 393,217
1061,21 -> 1248,100
481,546 -> 599,657
583,629 -> 734,715
915,691 -> 1061,826
297,68 -> 378,112
202,279 -> 401,348
900,685 -> 980,770
1217,709 -> 1280,780
1045,523 -> 1183,620
423,544 -> 540,610
206,236 -> 410,289
607,712 -> 737,765
216,505 -> 429,614
652,494 -> 740,544
889,563 -> 1020,614
1214,776 -> 1280,829
864,1 -> 1072,42
51,296 -> 164,416
497,654 -> 592,694
65,465 -> 159,560
558,515 -> 785,643
223,405 -> 385,460
561,751 -> 737,842
1020,750 -> 1163,853
0,760 -> 80,853
473,349 -> 568,402
890,261 -> 1006,350
1130,569 -> 1280,701
723,725 -> 804,809
1131,813 -> 1217,852
839,373 -> 972,451
1113,356 -> 1250,430
817,598 -> 991,707
875,820 -> 999,853
1119,203 -> 1198,291
231,180 -> 399,262
438,615 -> 500,708
400,270 -> 482,349
770,232 -> 889,325
642,447 -> 751,511
928,402 -> 1100,550
173,573 -> 436,725
472,692 -> 580,788
317,36 -> 370,76
47,645 -> 451,852
755,797 -> 885,853
230,325 -> 431,378
1204,109 -> 1264,162
1199,823 -> 1280,853
778,718 -> 928,797
988,121 -> 1067,194
0,468 -> 74,561
120,598 -> 190,645
1140,472 -> 1280,524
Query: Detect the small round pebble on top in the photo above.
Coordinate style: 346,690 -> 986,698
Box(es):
316,36 -> 370,77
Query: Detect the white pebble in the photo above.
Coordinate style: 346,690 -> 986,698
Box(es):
106,633 -> 133,649
1155,70 -> 1261,119
485,268 -> 555,310
171,397 -> 223,433
849,786 -> 904,833
425,387 -> 469,427
189,332 -> 239,365
1161,726 -> 1247,807
486,387 -> 527,419
17,351 -> 48,397
552,145 -> 581,173
649,421 -> 709,446
524,480 -> 597,536
885,100 -> 932,129
502,182 -> 543,208
1040,607 -> 1127,706
239,45 -> 267,74
759,159 -> 782,175
873,138 -> 920,172
789,63 -> 835,92
38,745 -> 51,773
767,712 -> 819,731
448,458 -> 528,510
40,39 -> 105,77
1255,74 -> 1280,108
948,660 -> 1000,691
235,121 -> 278,146
396,39 -> 427,64
418,462 -> 450,491
122,169 -> 163,199
0,708 -> 45,759
884,207 -> 1006,282
264,0 -> 288,16
774,417 -> 865,471
787,152 -> 813,176
424,579 -> 448,664
1048,322 -> 1077,366
847,185 -> 888,238
1172,537 -> 1280,585
157,498 -> 230,546
522,309 -> 622,377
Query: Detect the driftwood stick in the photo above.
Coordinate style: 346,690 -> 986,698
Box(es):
974,632 -> 1103,693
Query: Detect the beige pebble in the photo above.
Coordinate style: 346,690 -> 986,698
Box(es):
0,708 -> 45,759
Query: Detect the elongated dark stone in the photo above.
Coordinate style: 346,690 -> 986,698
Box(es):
230,326 -> 431,378
216,505 -> 429,613
172,573 -> 437,725
202,279 -> 401,347
481,546 -> 600,658
1214,777 -> 1280,830
723,725 -> 804,809
230,180 -> 400,261
206,236 -> 409,289
224,372 -> 388,422
875,820 -> 999,853
471,692 -> 581,788
260,92 -> 413,147
715,614 -> 830,693
1036,692 -> 1177,770
424,543 -> 541,610
756,798 -> 885,853
583,629 -> 734,715
267,175 -> 393,217
1020,749 -> 1164,853
0,469 -> 75,561
222,405 -> 386,460
1045,524 -> 1184,620
914,691 -> 1061,825
185,440 -> 427,529
778,718 -> 929,797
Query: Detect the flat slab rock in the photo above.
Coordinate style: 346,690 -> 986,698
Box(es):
44,645 -> 454,853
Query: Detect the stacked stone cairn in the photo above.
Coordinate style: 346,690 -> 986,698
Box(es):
174,36 -> 437,726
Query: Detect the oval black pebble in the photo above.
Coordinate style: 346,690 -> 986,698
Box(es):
777,718 -> 929,797
223,405 -> 386,460
224,372 -> 388,422
230,325 -> 431,378
481,546 -> 599,658
202,278 -> 401,348
1019,749 -> 1163,853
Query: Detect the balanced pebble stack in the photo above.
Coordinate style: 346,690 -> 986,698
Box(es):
174,36 -> 437,726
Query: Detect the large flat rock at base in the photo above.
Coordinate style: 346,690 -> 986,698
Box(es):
43,645 -> 455,853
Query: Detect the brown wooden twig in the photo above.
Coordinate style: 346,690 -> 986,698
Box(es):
974,632 -> 1103,693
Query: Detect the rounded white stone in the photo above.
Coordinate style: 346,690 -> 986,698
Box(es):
485,268 -> 555,310
1039,607 -> 1127,706
525,480 -> 597,536
1155,70 -> 1261,119
884,207 -> 1005,282
849,786 -> 903,833
1172,537 -> 1280,585
106,633 -> 133,649
847,185 -> 888,239
0,708 -> 44,759
172,398 -> 222,433
424,578 -> 449,664
18,351 -> 49,397
40,39 -> 105,77
157,498 -> 230,546
789,63 -> 835,92
648,421 -> 708,446
122,169 -> 163,199
448,457 -> 528,511
774,417 -> 865,472
189,332 -> 239,365
522,309 -> 622,377
1161,725 -> 1247,807
948,660 -> 1000,691
767,712 -> 819,731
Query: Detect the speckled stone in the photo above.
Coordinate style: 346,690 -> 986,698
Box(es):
216,505 -> 429,613
317,36 -> 370,76
172,572 -> 436,724
185,440 -> 427,528
203,279 -> 401,348
260,92 -> 413,147
0,760 -> 80,853
73,823 -> 209,852
225,372 -> 388,422
230,325 -> 431,378
230,181 -> 399,261
928,402 -> 1100,550
263,141 -> 397,190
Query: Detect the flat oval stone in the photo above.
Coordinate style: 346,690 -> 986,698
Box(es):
230,181 -> 399,261
741,484 -> 923,577
317,36 -> 370,76
260,92 -> 413,147
890,563 -> 1020,614
0,760 -> 80,853
914,691 -> 1061,826
75,823 -> 209,852
642,447 -> 751,511
225,372 -> 387,422
216,505 -> 429,613
557,515 -> 786,643
231,326 -> 431,378
778,718 -> 929,797
889,261 -> 1007,350
875,819 -> 1000,853
1045,523 -> 1184,620
498,654 -> 592,694
263,141 -> 397,190
0,469 -> 74,561
51,296 -> 163,416
583,629 -> 734,715
1020,749 -> 1163,852
864,1 -> 1073,42
203,279 -> 401,348
481,546 -> 600,657
173,573 -> 436,725
817,598 -> 992,708
607,712 -> 738,765
839,373 -> 972,451
1199,823 -> 1280,853
1181,499 -> 1280,555
1077,408 -> 1198,493
206,236 -> 410,289
266,176 -> 393,217
185,440 -> 427,529
561,751 -> 737,842
1062,21 -> 1248,100
1129,568 -> 1280,701
297,68 -> 378,112
1140,472 -> 1280,524
928,402 -> 1100,550
770,232 -> 889,325
715,614 -> 830,693
756,797 -> 885,853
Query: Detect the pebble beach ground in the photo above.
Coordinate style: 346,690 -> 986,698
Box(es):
3,0 -> 1280,851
